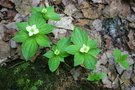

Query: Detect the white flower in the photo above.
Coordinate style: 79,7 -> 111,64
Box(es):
80,44 -> 90,53
26,25 -> 39,36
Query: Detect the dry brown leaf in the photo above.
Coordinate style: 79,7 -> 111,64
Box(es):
0,40 -> 10,59
81,4 -> 104,19
0,0 -> 13,8
11,0 -> 32,16
75,19 -> 90,26
103,0 -> 130,18
127,30 -> 135,51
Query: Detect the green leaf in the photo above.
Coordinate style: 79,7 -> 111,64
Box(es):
52,45 -> 57,51
121,54 -> 128,60
83,55 -> 97,69
65,45 -> 80,55
48,57 -> 61,72
74,53 -> 84,66
120,60 -> 129,69
88,48 -> 101,57
87,38 -> 98,49
16,22 -> 27,31
57,37 -> 70,51
43,50 -> 54,58
114,49 -> 121,59
29,13 -> 45,29
45,6 -> 60,21
32,7 -> 43,13
87,72 -> 107,82
71,27 -> 88,46
12,31 -> 29,42
35,35 -> 50,47
22,38 -> 38,61
39,24 -> 54,34
114,49 -> 129,69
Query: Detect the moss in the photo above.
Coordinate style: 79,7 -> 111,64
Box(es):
0,58 -> 106,90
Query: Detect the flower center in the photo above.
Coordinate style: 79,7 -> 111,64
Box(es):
26,25 -> 39,36
54,49 -> 60,55
42,8 -> 47,13
80,44 -> 90,53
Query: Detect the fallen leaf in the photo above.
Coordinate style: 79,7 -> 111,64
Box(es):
81,3 -> 104,19
0,0 -> 13,8
92,19 -> 102,31
103,0 -> 130,18
48,14 -> 74,30
127,30 -> 135,51
7,10 -> 17,22
75,19 -> 90,26
11,0 -> 32,16
0,40 -> 10,59
52,28 -> 67,39
64,4 -> 78,16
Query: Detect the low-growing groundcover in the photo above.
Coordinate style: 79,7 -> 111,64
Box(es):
0,59 -> 108,90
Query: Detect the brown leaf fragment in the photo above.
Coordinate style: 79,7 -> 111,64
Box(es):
127,30 -> 135,51
74,19 -> 90,26
0,0 -> 13,8
81,3 -> 104,19
0,40 -> 10,59
11,0 -> 32,16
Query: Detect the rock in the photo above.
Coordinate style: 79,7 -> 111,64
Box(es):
48,14 -> 74,30
64,4 -> 78,16
102,77 -> 112,88
92,19 -> 102,31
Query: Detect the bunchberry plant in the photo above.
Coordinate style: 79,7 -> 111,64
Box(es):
13,6 -> 60,61
65,27 -> 101,69
43,37 -> 70,72
32,6 -> 60,21
114,49 -> 129,69
87,72 -> 107,83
